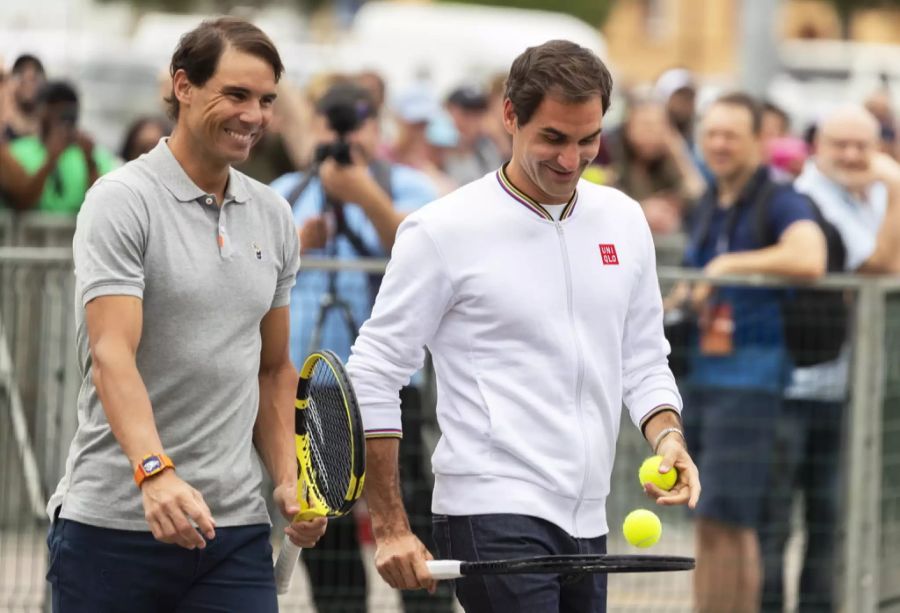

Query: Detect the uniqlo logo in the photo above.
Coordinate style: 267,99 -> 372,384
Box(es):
599,244 -> 619,265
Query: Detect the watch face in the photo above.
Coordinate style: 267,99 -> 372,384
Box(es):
142,456 -> 162,473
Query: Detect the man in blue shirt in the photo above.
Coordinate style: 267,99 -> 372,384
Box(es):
673,92 -> 826,612
270,81 -> 443,613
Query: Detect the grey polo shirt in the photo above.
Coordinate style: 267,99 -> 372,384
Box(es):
47,140 -> 300,530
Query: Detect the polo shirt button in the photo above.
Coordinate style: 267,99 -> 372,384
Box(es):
205,197 -> 213,205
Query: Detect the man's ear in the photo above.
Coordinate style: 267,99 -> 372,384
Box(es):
172,69 -> 193,110
502,98 -> 518,136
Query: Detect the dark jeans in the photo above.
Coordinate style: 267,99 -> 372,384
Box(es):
432,513 -> 608,613
304,385 -> 454,613
760,398 -> 843,613
46,516 -> 276,612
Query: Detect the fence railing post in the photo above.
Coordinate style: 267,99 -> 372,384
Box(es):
843,280 -> 885,613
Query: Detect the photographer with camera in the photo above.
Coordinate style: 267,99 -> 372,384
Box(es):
7,80 -> 117,215
0,62 -> 60,210
271,81 -> 450,612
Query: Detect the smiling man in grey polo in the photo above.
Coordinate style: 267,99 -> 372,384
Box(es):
45,18 -> 325,611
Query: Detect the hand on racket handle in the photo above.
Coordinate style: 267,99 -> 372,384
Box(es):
374,531 -> 436,593
273,481 -> 327,594
274,515 -> 328,595
274,481 -> 328,547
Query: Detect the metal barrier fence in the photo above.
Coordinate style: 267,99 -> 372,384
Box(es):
0,248 -> 76,612
0,214 -> 690,264
0,211 -> 13,247
1,251 -> 899,612
0,212 -> 78,250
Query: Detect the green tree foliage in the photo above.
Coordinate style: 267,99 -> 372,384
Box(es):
439,0 -> 613,26
99,0 -> 612,24
96,0 -> 330,15
104,0 -> 613,23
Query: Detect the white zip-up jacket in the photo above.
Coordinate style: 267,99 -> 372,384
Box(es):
347,169 -> 681,538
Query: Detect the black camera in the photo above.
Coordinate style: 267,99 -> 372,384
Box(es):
314,83 -> 375,166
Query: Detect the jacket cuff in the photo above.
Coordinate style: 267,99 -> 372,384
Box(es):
360,403 -> 403,439
630,390 -> 683,430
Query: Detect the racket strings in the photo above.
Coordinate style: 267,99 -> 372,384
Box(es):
306,362 -> 355,510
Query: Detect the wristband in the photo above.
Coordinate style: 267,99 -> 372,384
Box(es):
653,427 -> 686,454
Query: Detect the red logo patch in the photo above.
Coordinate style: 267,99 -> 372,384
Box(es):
599,244 -> 619,265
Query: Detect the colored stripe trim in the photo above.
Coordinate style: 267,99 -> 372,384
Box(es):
495,164 -> 578,221
639,404 -> 681,433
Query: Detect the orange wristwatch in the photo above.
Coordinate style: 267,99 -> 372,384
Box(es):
133,453 -> 175,487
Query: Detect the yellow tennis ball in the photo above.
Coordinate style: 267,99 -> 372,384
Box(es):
639,455 -> 677,491
581,165 -> 606,185
623,509 -> 662,548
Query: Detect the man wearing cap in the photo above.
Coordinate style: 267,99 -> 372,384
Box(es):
270,81 -> 451,613
443,83 -> 504,185
389,84 -> 459,195
655,68 -> 698,148
389,84 -> 440,168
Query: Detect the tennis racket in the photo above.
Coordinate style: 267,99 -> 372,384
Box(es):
426,554 -> 695,579
274,349 -> 366,595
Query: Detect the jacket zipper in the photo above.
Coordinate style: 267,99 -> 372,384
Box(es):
555,221 -> 590,537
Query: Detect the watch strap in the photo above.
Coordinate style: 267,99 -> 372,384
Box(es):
133,453 -> 175,487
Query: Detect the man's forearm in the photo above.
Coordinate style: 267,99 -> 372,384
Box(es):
0,146 -> 51,210
92,342 -> 165,469
642,408 -> 686,453
365,437 -> 412,539
862,180 -> 900,274
254,364 -> 298,485
87,160 -> 100,188
669,142 -> 706,200
712,223 -> 826,279
358,186 -> 405,252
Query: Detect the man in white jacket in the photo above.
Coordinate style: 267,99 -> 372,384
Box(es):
347,39 -> 701,612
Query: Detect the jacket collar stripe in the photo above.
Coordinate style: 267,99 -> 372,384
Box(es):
496,165 -> 578,221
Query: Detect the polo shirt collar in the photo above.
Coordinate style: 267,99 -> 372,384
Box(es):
226,167 -> 249,204
145,139 -> 249,205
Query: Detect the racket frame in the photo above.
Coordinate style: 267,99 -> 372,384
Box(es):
275,350 -> 366,594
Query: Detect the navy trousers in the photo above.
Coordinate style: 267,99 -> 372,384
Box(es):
432,513 -> 607,613
46,515 -> 277,613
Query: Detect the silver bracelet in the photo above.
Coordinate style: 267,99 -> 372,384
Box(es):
652,427 -> 686,454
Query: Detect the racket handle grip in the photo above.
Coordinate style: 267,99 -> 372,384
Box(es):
426,559 -> 463,580
274,537 -> 303,595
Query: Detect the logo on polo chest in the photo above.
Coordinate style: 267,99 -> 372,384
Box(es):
599,244 -> 619,265
252,242 -> 262,260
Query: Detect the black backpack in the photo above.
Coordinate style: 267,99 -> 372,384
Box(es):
752,180 -> 849,367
